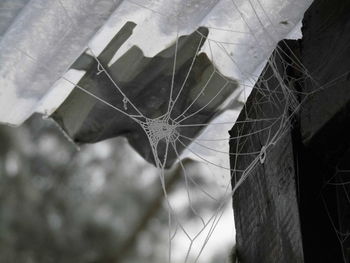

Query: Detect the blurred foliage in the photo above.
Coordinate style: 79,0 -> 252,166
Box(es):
0,115 -> 233,263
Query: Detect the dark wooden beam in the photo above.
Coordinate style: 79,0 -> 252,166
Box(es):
229,0 -> 350,262
296,0 -> 350,261
229,41 -> 304,263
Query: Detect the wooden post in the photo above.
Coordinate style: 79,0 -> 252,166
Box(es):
229,0 -> 350,262
229,41 -> 304,263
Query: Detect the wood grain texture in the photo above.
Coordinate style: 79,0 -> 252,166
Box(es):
229,41 -> 304,263
229,0 -> 350,261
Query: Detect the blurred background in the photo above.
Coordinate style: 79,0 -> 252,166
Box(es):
0,114 -> 235,263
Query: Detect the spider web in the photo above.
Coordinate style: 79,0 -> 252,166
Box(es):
322,168 -> 350,262
11,0 -> 335,262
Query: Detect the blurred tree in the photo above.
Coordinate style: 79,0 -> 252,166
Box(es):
0,115 -> 231,263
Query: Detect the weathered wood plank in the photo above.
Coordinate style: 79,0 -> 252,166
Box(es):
300,0 -> 350,143
296,1 -> 350,262
229,41 -> 304,263
229,0 -> 350,261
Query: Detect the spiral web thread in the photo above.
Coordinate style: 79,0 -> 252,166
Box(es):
12,0 -> 350,262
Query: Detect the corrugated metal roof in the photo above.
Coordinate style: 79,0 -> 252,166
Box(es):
0,0 -> 312,126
